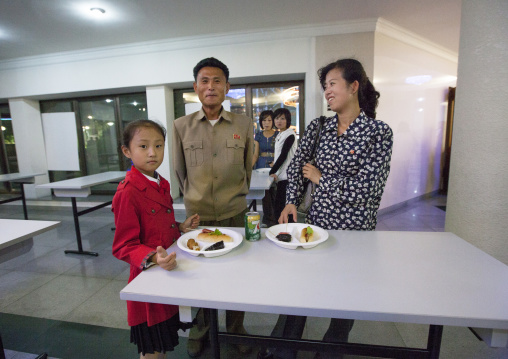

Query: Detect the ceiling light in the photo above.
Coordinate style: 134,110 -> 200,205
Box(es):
90,7 -> 106,15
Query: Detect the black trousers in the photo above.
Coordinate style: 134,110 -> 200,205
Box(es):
274,180 -> 294,223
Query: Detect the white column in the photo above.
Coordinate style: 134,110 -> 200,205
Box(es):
146,85 -> 180,199
8,98 -> 51,199
446,0 -> 508,265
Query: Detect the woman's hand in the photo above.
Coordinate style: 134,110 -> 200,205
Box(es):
303,163 -> 322,185
279,204 -> 297,224
270,173 -> 278,181
154,247 -> 177,271
179,214 -> 200,233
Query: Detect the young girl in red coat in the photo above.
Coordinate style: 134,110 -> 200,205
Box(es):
112,119 -> 199,359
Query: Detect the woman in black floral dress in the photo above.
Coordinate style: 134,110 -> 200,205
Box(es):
262,59 -> 393,359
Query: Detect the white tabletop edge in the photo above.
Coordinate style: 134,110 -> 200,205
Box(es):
0,219 -> 61,249
37,171 -> 126,190
0,172 -> 44,181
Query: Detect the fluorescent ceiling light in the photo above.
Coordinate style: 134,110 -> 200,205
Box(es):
90,7 -> 106,16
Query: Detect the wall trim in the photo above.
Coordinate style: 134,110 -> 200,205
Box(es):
376,18 -> 458,63
0,17 -> 456,71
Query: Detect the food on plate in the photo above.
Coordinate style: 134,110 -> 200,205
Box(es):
197,228 -> 233,242
204,240 -> 225,251
300,226 -> 314,243
276,232 -> 292,242
187,238 -> 200,251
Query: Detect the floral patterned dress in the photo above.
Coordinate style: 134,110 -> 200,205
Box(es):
286,111 -> 393,230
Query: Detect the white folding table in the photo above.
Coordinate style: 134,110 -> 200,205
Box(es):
247,169 -> 274,212
120,229 -> 508,358
37,171 -> 125,256
0,173 -> 44,219
0,218 -> 60,358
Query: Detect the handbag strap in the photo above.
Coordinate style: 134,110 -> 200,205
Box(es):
309,116 -> 325,160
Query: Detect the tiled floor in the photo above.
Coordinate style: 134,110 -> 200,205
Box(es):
0,194 -> 507,358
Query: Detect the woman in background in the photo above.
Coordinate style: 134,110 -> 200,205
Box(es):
269,107 -> 297,223
252,110 -> 276,169
252,110 -> 278,226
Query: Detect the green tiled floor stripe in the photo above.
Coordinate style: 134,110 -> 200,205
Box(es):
0,313 -> 134,359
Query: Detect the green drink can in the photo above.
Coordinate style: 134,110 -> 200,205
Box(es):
245,211 -> 261,241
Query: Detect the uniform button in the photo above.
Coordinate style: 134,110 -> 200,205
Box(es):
171,223 -> 176,228
167,209 -> 172,214
151,209 -> 155,213
213,153 -> 217,157
190,145 -> 194,149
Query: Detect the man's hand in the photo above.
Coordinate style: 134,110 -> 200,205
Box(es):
179,213 -> 200,233
154,246 -> 177,271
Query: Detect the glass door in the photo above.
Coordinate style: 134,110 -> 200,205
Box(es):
78,99 -> 119,174
0,104 -> 19,193
251,83 -> 303,136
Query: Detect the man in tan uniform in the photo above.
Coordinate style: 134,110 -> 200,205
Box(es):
173,57 -> 253,357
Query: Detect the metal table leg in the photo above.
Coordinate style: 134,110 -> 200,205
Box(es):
209,308 -> 221,359
64,197 -> 99,256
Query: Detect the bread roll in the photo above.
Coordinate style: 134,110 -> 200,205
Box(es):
197,230 -> 233,243
300,227 -> 314,243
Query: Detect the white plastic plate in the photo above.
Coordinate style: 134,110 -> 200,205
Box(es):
265,223 -> 328,249
177,228 -> 243,258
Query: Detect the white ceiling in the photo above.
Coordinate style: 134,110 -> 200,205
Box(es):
0,0 -> 462,63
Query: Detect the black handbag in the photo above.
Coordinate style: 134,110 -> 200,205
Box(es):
297,116 -> 325,214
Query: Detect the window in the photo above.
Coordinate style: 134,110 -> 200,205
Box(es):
40,93 -> 147,193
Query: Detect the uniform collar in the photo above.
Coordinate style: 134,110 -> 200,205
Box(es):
195,106 -> 232,123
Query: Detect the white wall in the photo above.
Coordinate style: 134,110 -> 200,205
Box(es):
446,0 -> 508,265
374,33 -> 457,209
146,85 -> 179,199
0,38 -> 311,100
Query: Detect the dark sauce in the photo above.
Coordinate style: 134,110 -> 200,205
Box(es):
276,233 -> 292,242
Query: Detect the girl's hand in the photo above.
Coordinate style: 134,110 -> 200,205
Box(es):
279,204 -> 297,224
270,173 -> 278,181
179,214 -> 200,233
303,163 -> 322,185
155,246 -> 177,271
